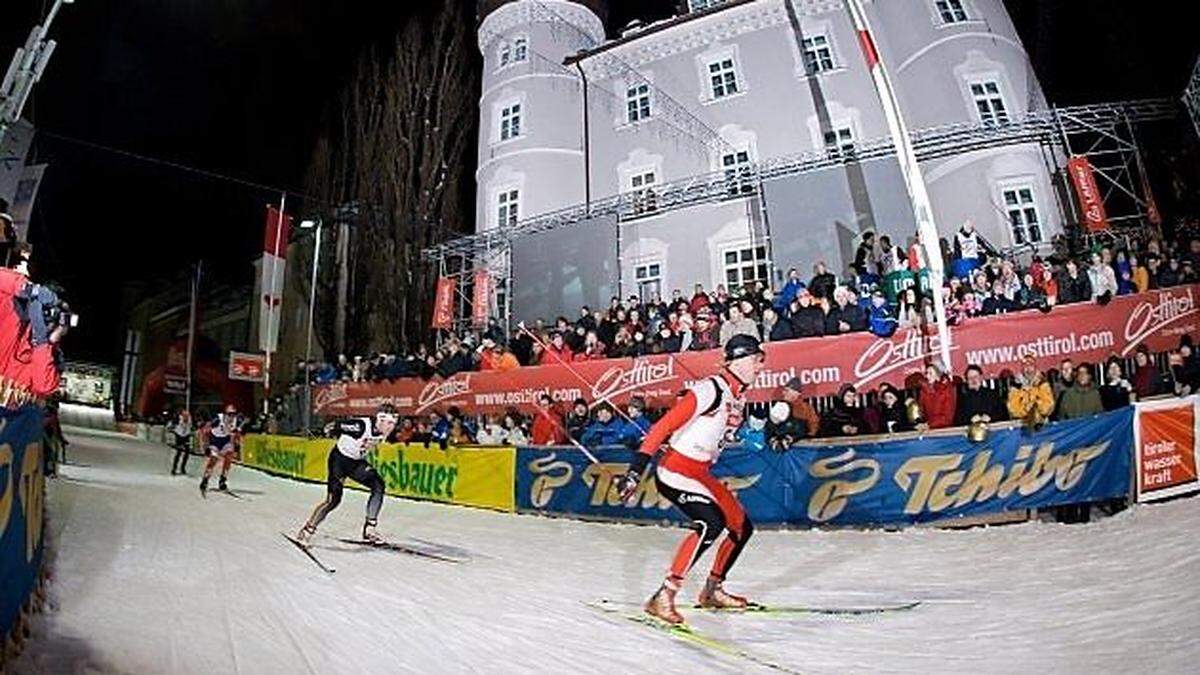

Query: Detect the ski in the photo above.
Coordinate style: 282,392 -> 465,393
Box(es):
693,600 -> 922,616
585,600 -> 801,675
336,538 -> 467,564
594,598 -> 920,617
282,533 -> 336,574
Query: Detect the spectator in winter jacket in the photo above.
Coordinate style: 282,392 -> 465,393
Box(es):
688,310 -> 721,351
1057,364 -> 1104,420
808,261 -> 837,301
819,384 -> 866,438
954,364 -> 1007,426
1131,346 -> 1165,398
581,404 -> 626,447
530,394 -> 568,445
1007,356 -> 1055,424
791,291 -> 826,338
688,284 -> 711,315
1098,359 -> 1135,411
1057,260 -> 1092,304
735,412 -> 769,452
1087,252 -> 1118,301
573,330 -> 607,361
778,377 -> 821,438
864,383 -> 913,434
764,307 -> 794,342
774,268 -> 805,313
825,287 -> 868,334
1171,337 -> 1200,395
566,398 -> 591,442
719,303 -> 761,346
620,397 -> 652,447
867,291 -> 898,337
853,231 -> 876,276
540,332 -> 575,365
1051,358 -> 1075,417
917,362 -> 957,429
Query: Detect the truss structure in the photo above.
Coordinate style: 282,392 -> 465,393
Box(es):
426,97 -> 1178,331
1186,54 -> 1200,140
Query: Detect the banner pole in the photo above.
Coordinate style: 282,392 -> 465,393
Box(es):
264,191 -> 287,415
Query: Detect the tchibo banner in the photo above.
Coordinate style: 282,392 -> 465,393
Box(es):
1,406 -> 46,636
516,408 -> 1133,527
242,435 -> 516,512
1134,396 -> 1200,503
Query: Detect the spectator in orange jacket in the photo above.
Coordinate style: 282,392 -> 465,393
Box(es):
917,361 -> 957,429
530,393 -> 568,445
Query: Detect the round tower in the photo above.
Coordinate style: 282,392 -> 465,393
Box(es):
474,0 -> 608,234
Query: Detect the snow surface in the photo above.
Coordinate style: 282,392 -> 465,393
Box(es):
15,428 -> 1200,674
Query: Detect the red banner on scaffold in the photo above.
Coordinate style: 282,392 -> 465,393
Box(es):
431,277 -> 456,330
316,285 -> 1200,418
1068,156 -> 1110,233
472,270 -> 491,328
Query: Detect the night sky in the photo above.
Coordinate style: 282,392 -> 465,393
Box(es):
2,0 -> 1196,364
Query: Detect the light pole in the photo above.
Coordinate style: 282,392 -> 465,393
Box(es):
0,0 -> 75,144
299,216 -> 322,433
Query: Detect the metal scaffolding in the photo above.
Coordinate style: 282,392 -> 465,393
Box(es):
1186,54 -> 1200,140
427,97 -> 1178,331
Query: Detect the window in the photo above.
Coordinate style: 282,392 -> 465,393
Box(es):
635,262 -> 663,304
1002,187 -> 1042,245
498,42 -> 511,67
935,0 -> 968,24
513,37 -> 528,62
722,150 -> 753,196
688,0 -> 727,11
970,81 -> 1009,127
499,103 -> 522,141
626,83 -> 652,123
802,34 -> 835,74
497,189 -> 520,228
823,126 -> 855,158
708,58 -> 739,99
723,245 -> 769,290
630,171 -> 658,215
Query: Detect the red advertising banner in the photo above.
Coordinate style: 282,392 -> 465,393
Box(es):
472,270 -> 491,328
1067,156 -> 1110,233
228,351 -> 267,383
316,285 -> 1200,418
1134,397 -> 1200,502
431,277 -> 456,330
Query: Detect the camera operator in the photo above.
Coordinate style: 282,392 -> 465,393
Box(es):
0,243 -> 71,401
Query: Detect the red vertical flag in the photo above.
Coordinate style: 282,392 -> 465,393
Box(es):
431,277 -> 456,329
1067,156 -> 1110,233
472,270 -> 491,328
259,205 -> 293,352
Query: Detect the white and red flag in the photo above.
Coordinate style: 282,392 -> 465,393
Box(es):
259,203 -> 293,352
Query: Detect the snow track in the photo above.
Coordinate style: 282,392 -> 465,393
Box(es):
15,428 -> 1200,674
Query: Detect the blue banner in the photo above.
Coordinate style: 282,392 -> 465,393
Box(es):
1,405 -> 46,635
515,407 -> 1133,526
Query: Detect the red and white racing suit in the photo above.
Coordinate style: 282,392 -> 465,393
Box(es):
636,370 -> 753,585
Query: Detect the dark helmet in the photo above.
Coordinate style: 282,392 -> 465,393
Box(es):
724,334 -> 764,362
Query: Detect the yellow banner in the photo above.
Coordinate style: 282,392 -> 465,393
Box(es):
241,435 -> 515,512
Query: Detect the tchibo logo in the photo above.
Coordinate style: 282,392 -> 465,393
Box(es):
1122,288 -> 1196,355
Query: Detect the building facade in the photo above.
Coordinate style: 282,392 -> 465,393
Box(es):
475,0 -> 1059,321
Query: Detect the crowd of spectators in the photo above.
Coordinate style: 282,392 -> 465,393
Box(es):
303,224 -> 1200,386
346,331 -> 1197,453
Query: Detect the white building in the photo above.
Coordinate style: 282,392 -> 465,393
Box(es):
473,0 -> 1060,322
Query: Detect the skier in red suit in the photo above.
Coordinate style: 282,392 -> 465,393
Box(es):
615,334 -> 767,624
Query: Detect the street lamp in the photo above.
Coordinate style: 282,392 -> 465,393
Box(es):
300,216 -> 322,432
